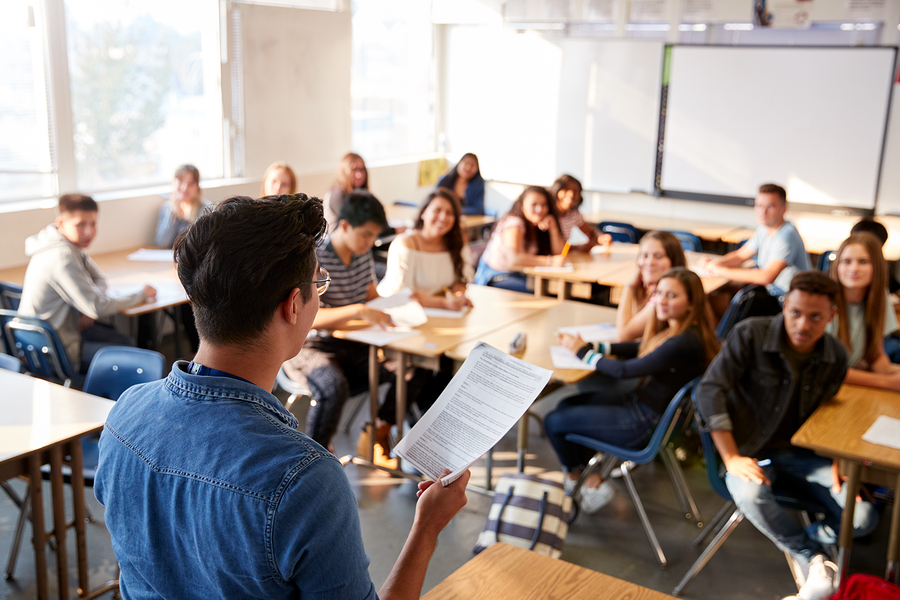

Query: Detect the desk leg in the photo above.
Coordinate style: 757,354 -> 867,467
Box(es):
887,472 -> 900,583
535,276 -> 545,298
395,352 -> 407,471
49,446 -> 69,600
837,461 -> 861,588
69,440 -> 90,596
516,413 -> 529,473
28,455 -> 49,600
368,345 -> 378,463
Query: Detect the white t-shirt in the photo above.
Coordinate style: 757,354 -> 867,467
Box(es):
377,234 -> 473,297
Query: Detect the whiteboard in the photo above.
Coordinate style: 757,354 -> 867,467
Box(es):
443,27 -> 663,193
660,46 -> 897,210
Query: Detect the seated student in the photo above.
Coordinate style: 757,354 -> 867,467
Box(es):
548,267 -> 720,513
261,161 -> 297,196
437,153 -> 485,216
550,174 -> 611,251
19,194 -> 156,373
696,271 -> 877,600
826,232 -> 900,391
704,183 -> 811,312
95,193 -> 470,599
155,164 -> 210,249
473,185 -> 564,293
616,231 -> 687,341
324,152 -> 369,232
377,188 -> 474,310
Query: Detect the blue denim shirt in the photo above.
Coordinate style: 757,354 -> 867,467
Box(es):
95,361 -> 377,599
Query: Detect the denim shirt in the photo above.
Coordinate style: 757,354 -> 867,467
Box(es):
695,314 -> 847,458
95,361 -> 377,600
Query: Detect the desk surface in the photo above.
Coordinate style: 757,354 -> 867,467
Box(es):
792,384 -> 900,471
0,370 -> 115,476
421,543 -> 678,600
446,300 -> 617,384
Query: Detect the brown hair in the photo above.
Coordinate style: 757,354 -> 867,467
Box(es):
640,267 -> 720,366
550,174 -> 583,210
632,231 -> 688,308
58,193 -> 98,215
260,162 -> 297,196
830,233 -> 887,366
415,188 -> 467,283
334,152 -> 368,193
503,186 -> 561,256
758,183 -> 787,204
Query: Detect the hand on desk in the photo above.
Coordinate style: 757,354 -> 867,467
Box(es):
359,305 -> 395,330
557,332 -> 588,355
442,293 -> 472,311
143,285 -> 158,301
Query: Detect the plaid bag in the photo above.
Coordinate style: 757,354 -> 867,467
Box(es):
473,473 -> 573,558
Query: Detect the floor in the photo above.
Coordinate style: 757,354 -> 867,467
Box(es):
0,336 -> 893,600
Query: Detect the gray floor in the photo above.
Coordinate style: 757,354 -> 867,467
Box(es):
0,337 -> 892,599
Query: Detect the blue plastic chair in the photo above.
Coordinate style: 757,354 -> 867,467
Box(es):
817,250 -> 836,273
565,377 -> 702,567
672,387 -> 830,596
83,346 -> 166,401
668,230 -> 703,253
0,281 -> 22,311
0,308 -> 18,357
0,352 -> 23,373
0,310 -> 83,388
715,285 -> 767,340
392,200 -> 418,208
598,221 -> 640,244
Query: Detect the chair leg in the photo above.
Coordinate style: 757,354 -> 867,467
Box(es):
284,393 -> 299,410
526,410 -> 546,439
784,551 -> 806,591
3,483 -> 31,581
694,501 -> 734,546
673,508 -> 744,596
661,444 -> 703,526
621,461 -> 667,568
342,392 -> 370,434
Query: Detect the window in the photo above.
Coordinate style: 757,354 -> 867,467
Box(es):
351,0 -> 435,161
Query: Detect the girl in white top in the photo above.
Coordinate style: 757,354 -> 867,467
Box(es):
826,232 -> 900,391
378,189 -> 474,310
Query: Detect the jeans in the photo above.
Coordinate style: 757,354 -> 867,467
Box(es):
473,259 -> 530,293
544,386 -> 659,471
725,448 -> 879,566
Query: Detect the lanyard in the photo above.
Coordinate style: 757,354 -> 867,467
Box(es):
187,361 -> 252,385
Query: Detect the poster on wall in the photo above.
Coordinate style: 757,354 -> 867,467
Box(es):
755,0 -> 814,28
682,0 -> 714,22
847,0 -> 886,21
630,0 -> 667,22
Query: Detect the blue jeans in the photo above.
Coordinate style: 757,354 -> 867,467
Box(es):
473,259 -> 530,293
725,448 -> 878,566
544,386 -> 659,471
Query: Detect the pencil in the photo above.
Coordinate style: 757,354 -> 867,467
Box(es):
560,242 -> 571,261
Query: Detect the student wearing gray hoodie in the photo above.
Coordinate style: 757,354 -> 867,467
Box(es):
18,194 -> 157,372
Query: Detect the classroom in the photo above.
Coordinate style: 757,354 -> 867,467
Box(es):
2,0 -> 900,599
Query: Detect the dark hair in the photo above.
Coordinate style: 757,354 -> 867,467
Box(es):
505,186 -> 560,255
758,183 -> 786,204
174,164 -> 200,185
334,153 -> 368,193
58,193 -> 98,214
788,270 -> 838,303
337,191 -> 387,230
441,153 -> 483,189
850,217 -> 888,247
415,188 -> 466,282
550,174 -> 583,209
173,194 -> 326,346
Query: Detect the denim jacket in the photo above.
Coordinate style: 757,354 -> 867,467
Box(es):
696,315 -> 847,458
95,361 -> 377,600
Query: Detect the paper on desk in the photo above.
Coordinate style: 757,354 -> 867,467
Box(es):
110,281 -> 185,304
567,226 -> 590,246
549,346 -> 593,370
556,323 -> 618,343
366,289 -> 428,328
533,264 -> 574,273
342,327 -> 418,347
393,342 -> 552,486
127,248 -> 175,262
862,415 -> 900,450
423,306 -> 469,319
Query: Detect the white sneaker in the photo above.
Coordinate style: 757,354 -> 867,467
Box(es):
563,477 -> 577,496
579,481 -> 615,514
783,555 -> 837,600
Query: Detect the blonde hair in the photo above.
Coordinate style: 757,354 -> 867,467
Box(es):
260,162 -> 297,196
334,152 -> 367,193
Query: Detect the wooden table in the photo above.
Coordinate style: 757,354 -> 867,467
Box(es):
0,370 -> 117,600
792,384 -> 900,584
583,210 -> 746,243
421,542 -> 678,600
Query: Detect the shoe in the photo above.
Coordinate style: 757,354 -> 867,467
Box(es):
357,424 -> 398,470
579,481 -> 615,514
783,554 -> 837,600
563,477 -> 577,496
610,462 -> 640,479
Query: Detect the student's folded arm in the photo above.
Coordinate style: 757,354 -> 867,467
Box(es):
586,336 -> 697,379
616,302 -> 652,342
54,255 -> 145,319
501,227 -> 549,267
719,259 -> 786,285
716,243 -> 756,268
842,367 -> 900,392
311,304 -> 368,330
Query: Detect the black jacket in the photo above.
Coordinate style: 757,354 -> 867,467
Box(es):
696,314 -> 847,457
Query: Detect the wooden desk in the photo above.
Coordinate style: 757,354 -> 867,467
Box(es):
792,384 -> 900,584
421,542 -> 678,600
597,249 -> 730,295
583,210 -> 745,242
0,370 -> 116,600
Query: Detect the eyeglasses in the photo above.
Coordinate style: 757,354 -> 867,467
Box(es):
313,267 -> 331,296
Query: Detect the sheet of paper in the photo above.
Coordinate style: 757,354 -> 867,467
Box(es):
549,346 -> 593,370
342,327 -> 418,347
423,306 -> 469,319
110,281 -> 185,305
533,264 -> 574,273
394,342 -> 552,486
126,248 -> 175,262
367,289 -> 428,328
556,323 -> 618,343
862,415 -> 900,450
567,225 -> 590,246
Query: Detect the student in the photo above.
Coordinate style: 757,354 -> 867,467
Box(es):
616,231 -> 687,341
18,194 -> 156,373
261,161 -> 297,196
155,164 -> 210,249
324,152 -> 369,231
473,186 -> 564,293
437,153 -> 485,216
704,183 -> 811,305
696,271 -> 877,600
548,267 -> 719,513
95,193 -> 470,599
550,174 -> 611,251
377,188 -> 473,310
826,233 -> 900,391
849,218 -> 900,362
